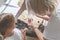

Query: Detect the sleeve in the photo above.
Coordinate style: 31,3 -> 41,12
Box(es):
14,28 -> 23,40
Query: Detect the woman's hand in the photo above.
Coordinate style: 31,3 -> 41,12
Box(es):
28,18 -> 38,29
36,14 -> 50,21
28,18 -> 44,40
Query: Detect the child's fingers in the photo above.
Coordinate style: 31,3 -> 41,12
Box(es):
23,28 -> 28,32
21,28 -> 28,33
21,28 -> 28,40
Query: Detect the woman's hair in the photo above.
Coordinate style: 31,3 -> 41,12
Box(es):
29,0 -> 59,15
0,34 -> 4,40
0,13 -> 15,37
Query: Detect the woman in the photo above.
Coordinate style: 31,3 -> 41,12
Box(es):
28,0 -> 60,40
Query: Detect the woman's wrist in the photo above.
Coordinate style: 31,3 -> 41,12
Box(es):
32,26 -> 38,30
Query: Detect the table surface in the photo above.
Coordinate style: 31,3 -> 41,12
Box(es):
18,10 -> 48,27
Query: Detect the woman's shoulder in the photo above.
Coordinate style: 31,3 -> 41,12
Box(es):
56,3 -> 60,12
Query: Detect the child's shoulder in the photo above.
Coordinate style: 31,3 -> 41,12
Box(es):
13,28 -> 22,34
4,28 -> 22,40
13,28 -> 22,40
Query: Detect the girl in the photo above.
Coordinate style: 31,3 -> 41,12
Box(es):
0,13 -> 27,40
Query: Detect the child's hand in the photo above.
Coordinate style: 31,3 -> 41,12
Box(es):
21,28 -> 28,40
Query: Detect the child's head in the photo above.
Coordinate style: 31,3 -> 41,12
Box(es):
29,0 -> 59,16
0,13 -> 15,39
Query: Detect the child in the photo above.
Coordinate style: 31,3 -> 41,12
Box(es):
0,13 -> 27,40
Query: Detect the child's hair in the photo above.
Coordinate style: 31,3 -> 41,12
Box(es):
29,0 -> 59,16
0,13 -> 15,39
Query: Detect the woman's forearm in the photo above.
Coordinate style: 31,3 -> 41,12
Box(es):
36,14 -> 50,21
34,28 -> 44,40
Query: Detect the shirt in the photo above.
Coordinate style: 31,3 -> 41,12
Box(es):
4,28 -> 23,40
43,3 -> 60,40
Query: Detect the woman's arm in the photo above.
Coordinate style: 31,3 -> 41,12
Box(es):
15,0 -> 26,19
28,19 -> 44,40
36,15 -> 50,21
33,28 -> 44,40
